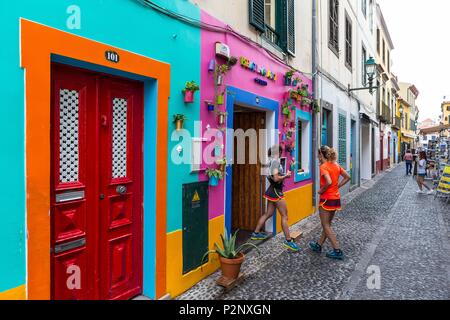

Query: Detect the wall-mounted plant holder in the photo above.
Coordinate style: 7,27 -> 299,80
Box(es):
284,76 -> 292,86
218,111 -> 227,125
173,114 -> 187,131
184,90 -> 194,103
216,74 -> 224,86
183,80 -> 199,104
208,59 -> 216,72
217,93 -> 224,105
205,101 -> 215,112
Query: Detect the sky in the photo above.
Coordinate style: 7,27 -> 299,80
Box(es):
377,0 -> 450,122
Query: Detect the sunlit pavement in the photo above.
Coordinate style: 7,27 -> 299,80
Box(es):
178,165 -> 450,300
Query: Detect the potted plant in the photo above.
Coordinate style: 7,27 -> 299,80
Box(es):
299,84 -> 309,97
183,80 -> 200,103
201,229 -> 258,281
217,64 -> 230,85
173,114 -> 187,131
205,168 -> 224,187
290,89 -> 301,101
301,97 -> 312,106
205,101 -> 215,112
218,111 -> 228,125
216,157 -> 227,172
217,92 -> 225,105
312,99 -> 320,113
282,103 -> 291,118
284,69 -> 295,86
292,76 -> 302,87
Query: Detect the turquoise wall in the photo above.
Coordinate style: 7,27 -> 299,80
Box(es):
0,0 -> 200,296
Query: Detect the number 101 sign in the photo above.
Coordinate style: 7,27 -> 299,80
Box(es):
105,50 -> 120,63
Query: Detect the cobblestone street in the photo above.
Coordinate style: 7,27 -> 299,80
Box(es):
179,165 -> 450,300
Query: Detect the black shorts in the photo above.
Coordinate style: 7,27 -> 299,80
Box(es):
263,185 -> 285,202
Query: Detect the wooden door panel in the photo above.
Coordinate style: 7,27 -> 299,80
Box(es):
99,77 -> 143,300
52,64 -> 143,300
53,247 -> 88,300
109,194 -> 133,230
51,65 -> 97,300
53,200 -> 87,243
232,111 -> 265,232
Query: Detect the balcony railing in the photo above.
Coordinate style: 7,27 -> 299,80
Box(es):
263,25 -> 280,48
392,116 -> 401,129
379,102 -> 392,124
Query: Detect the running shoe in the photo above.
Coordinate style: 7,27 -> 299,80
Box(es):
309,241 -> 322,253
326,249 -> 344,260
283,239 -> 300,252
251,232 -> 269,241
416,189 -> 425,194
427,189 -> 435,195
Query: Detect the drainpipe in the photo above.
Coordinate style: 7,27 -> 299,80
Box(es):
312,0 -> 319,208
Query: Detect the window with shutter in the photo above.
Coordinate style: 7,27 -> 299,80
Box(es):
338,113 -> 347,168
286,0 -> 295,55
345,14 -> 352,69
329,0 -> 339,56
249,0 -> 266,32
249,0 -> 295,55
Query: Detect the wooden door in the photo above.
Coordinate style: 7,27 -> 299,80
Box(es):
51,64 -> 143,300
98,77 -> 144,300
232,111 -> 266,232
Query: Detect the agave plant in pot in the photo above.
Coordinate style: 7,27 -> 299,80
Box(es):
201,229 -> 258,281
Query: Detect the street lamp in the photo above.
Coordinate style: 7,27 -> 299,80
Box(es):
365,56 -> 377,82
348,56 -> 379,95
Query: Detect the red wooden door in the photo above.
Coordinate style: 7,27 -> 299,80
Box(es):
51,64 -> 143,300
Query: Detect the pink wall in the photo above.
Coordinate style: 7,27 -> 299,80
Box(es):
200,11 -> 313,220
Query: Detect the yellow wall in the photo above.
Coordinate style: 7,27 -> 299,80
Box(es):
276,184 -> 315,234
166,215 -> 224,298
0,285 -> 26,300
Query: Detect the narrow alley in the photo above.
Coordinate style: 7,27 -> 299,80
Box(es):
179,165 -> 450,300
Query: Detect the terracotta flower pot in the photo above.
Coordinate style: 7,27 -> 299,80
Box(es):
219,253 -> 245,280
184,90 -> 194,103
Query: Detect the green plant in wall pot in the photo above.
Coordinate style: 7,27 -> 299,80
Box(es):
217,92 -> 225,105
284,69 -> 296,86
313,99 -> 320,113
173,114 -> 187,131
297,84 -> 309,98
205,168 -> 224,187
282,103 -> 291,118
183,80 -> 200,103
201,229 -> 259,281
216,157 -> 227,172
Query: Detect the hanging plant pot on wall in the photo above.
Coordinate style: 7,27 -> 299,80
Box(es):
183,80 -> 200,104
173,114 -> 187,131
205,168 -> 224,187
217,74 -> 224,86
205,101 -> 215,112
218,112 -> 228,125
217,93 -> 224,105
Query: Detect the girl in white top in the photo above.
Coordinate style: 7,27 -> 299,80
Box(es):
416,151 -> 434,195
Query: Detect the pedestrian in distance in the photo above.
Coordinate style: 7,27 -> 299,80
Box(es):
309,146 -> 350,260
251,145 -> 300,252
403,149 -> 413,176
416,151 -> 434,195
